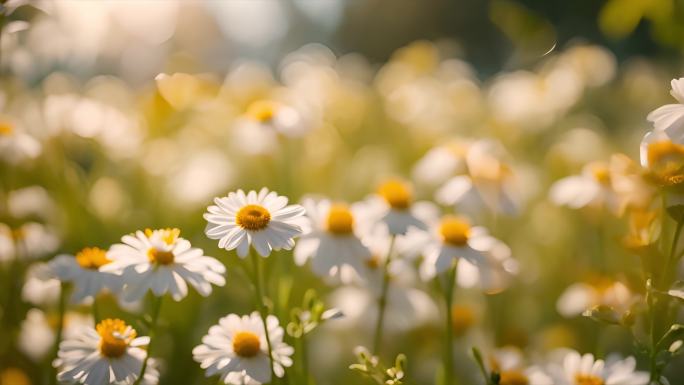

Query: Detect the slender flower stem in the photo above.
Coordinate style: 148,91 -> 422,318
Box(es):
443,263 -> 457,385
50,283 -> 68,385
298,334 -> 310,385
372,235 -> 396,354
250,248 -> 277,383
92,295 -> 101,325
134,295 -> 163,385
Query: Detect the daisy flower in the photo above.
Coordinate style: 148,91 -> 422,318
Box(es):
488,346 -> 553,385
550,161 -> 617,211
556,278 -> 633,318
435,139 -> 519,216
646,77 -> 684,142
549,350 -> 648,385
103,228 -> 226,301
0,118 -> 41,164
294,198 -> 372,283
361,178 -> 426,236
54,318 -> 150,385
19,309 -> 92,362
204,188 -> 306,257
46,247 -> 123,303
0,222 -> 60,262
640,130 -> 684,186
411,139 -> 471,187
193,312 -> 294,384
403,214 -> 516,291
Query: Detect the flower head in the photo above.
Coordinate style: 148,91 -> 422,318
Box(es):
47,247 -> 123,303
204,188 -> 306,257
54,318 -> 151,385
549,350 -> 648,385
103,228 -> 226,301
193,312 -> 294,384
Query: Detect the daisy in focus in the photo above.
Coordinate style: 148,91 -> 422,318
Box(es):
193,312 -> 294,384
103,228 -> 226,301
46,247 -> 123,303
204,188 -> 306,257
294,198 -> 372,283
548,350 -> 648,385
362,178 -> 426,235
54,318 -> 151,385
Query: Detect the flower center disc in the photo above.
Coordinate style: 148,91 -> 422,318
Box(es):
246,100 -> 279,123
232,331 -> 261,357
647,140 -> 684,185
148,248 -> 175,265
0,122 -> 13,136
76,247 -> 111,270
236,204 -> 271,231
326,204 -> 354,235
589,163 -> 611,185
439,216 -> 471,246
451,305 -> 475,336
575,374 -> 604,385
378,179 -> 412,210
97,319 -> 135,358
499,370 -> 529,385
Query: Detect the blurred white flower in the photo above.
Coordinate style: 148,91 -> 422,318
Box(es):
412,139 -> 471,187
0,118 -> 41,164
294,198 -> 371,283
104,228 -> 226,301
21,262 -> 61,306
488,346 -> 553,385
548,350 -> 648,385
7,185 -> 56,220
550,161 -> 616,211
204,188 -> 306,257
361,179 -> 427,236
0,222 -> 60,262
19,309 -> 92,362
54,318 -> 150,385
193,312 -> 293,384
48,247 -> 123,303
556,279 -> 632,318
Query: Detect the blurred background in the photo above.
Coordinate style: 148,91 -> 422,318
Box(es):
3,1 -> 684,385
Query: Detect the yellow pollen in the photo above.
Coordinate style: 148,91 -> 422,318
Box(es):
326,204 -> 354,235
575,374 -> 604,385
246,100 -> 279,123
96,318 -> 135,358
451,305 -> 475,337
75,247 -> 111,270
236,204 -> 271,231
10,227 -> 25,241
646,140 -> 684,185
145,228 -> 181,245
147,248 -> 175,265
377,179 -> 412,210
439,216 -> 471,246
232,331 -> 261,357
499,370 -> 529,385
0,121 -> 13,136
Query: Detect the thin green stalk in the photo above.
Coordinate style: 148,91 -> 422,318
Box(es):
92,295 -> 101,325
372,235 -> 396,354
50,283 -> 68,385
298,334 -> 310,385
134,295 -> 163,385
250,248 -> 277,383
443,263 -> 457,385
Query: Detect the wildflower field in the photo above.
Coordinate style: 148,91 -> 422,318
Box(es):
3,1 -> 684,385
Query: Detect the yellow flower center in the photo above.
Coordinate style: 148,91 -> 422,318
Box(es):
232,331 -> 261,357
588,163 -> 610,185
499,370 -> 529,385
96,319 -> 136,358
451,305 -> 475,337
646,140 -> 684,185
147,248 -> 175,265
377,179 -> 412,210
326,204 -> 354,235
10,227 -> 25,241
439,216 -> 471,246
0,368 -> 31,385
246,100 -> 279,123
145,228 -> 181,245
75,247 -> 111,270
366,255 -> 381,270
236,204 -> 271,231
0,121 -> 13,136
575,374 -> 604,385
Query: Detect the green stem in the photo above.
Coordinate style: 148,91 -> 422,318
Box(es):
443,263 -> 457,385
250,248 -> 277,384
134,296 -> 163,385
298,334 -> 310,385
92,295 -> 101,325
372,235 -> 396,355
50,283 -> 68,385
